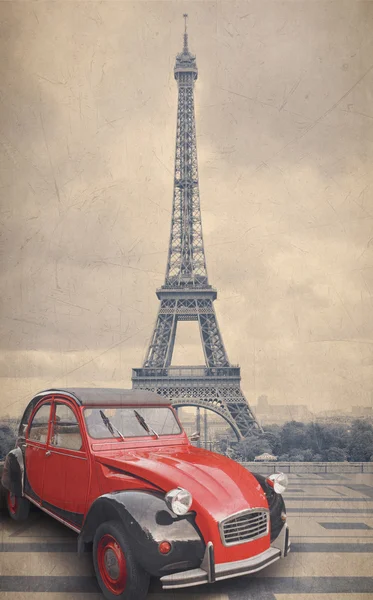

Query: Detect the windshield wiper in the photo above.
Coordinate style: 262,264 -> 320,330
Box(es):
133,410 -> 159,439
99,410 -> 125,440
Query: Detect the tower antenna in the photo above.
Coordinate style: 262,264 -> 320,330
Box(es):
183,13 -> 188,52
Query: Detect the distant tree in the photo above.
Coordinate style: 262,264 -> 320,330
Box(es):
322,424 -> 349,450
326,447 -> 347,462
288,447 -> 305,462
305,422 -> 328,456
263,424 -> 282,434
348,420 -> 373,462
281,421 -> 308,453
312,453 -> 323,462
235,436 -> 272,461
289,452 -> 305,462
217,438 -> 229,454
231,416 -> 373,463
0,421 -> 17,460
262,426 -> 282,455
303,449 -> 315,462
278,453 -> 290,461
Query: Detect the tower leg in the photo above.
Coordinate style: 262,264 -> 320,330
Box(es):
197,300 -> 230,367
144,303 -> 177,368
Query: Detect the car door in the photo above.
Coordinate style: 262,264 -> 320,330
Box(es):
24,400 -> 53,503
42,399 -> 89,529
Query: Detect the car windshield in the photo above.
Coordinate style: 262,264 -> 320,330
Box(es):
83,407 -> 181,439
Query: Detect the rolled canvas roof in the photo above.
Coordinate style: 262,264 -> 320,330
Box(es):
34,388 -> 169,407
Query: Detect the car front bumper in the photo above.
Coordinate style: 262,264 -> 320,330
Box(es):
160,522 -> 290,590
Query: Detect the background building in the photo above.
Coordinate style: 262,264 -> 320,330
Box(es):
253,395 -> 314,426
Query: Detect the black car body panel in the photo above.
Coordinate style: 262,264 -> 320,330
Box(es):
251,472 -> 286,542
2,448 -> 24,497
78,490 -> 206,577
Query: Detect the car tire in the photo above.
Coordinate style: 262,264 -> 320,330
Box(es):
93,520 -> 150,600
6,491 -> 30,521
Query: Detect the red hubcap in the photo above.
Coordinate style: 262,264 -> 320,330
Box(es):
97,534 -> 127,595
7,492 -> 17,515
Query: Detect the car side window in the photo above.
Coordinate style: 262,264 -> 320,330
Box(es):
51,403 -> 83,451
28,403 -> 51,443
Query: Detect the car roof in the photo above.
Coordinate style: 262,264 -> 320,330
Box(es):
18,388 -> 172,437
32,388 -> 170,407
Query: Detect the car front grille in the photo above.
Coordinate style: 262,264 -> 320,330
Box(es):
220,509 -> 269,546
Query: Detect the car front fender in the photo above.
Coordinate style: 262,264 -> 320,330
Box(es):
78,489 -> 205,577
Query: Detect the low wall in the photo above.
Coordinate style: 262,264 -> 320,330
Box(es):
1,460 -> 372,479
242,461 -> 373,474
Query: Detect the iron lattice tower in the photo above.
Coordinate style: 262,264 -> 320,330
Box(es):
132,16 -> 261,438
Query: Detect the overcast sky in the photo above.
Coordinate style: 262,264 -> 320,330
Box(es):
0,0 -> 373,418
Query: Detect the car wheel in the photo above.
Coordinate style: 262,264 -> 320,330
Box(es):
93,520 -> 150,600
6,491 -> 30,521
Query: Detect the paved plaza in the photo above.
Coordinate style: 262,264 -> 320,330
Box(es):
0,471 -> 373,599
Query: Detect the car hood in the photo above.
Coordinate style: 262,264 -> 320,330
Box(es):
95,445 -> 268,522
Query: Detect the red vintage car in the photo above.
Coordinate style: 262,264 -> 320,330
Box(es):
2,388 -> 290,600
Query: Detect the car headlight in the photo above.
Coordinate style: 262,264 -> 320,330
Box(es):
267,472 -> 288,494
165,487 -> 193,516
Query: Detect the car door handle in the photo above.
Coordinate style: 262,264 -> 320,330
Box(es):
45,450 -> 52,457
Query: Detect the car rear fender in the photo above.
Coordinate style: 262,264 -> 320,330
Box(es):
78,489 -> 205,577
1,448 -> 24,497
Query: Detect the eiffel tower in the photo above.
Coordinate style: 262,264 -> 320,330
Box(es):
132,16 -> 261,439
